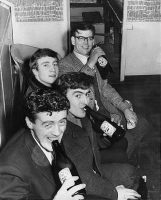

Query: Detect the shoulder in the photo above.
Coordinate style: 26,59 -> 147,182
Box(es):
59,53 -> 74,64
0,129 -> 30,166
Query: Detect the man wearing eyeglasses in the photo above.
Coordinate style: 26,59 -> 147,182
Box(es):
59,22 -> 148,163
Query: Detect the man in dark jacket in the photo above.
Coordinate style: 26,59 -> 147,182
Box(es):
56,72 -> 141,200
24,48 -> 59,97
1,89 -> 107,200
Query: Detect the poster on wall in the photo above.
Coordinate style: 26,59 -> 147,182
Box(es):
8,0 -> 70,57
127,0 -> 161,22
70,0 -> 97,3
7,0 -> 64,22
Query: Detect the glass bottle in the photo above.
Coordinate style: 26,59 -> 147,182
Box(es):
93,43 -> 113,79
52,140 -> 86,197
85,106 -> 126,143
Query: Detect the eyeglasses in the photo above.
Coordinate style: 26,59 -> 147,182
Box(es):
75,36 -> 94,43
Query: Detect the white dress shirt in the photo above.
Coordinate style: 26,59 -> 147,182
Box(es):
31,131 -> 53,165
74,51 -> 88,65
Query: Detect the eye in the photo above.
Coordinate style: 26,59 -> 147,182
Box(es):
43,122 -> 53,129
53,62 -> 58,66
43,63 -> 49,68
75,94 -> 81,98
86,91 -> 91,97
88,37 -> 94,41
59,119 -> 67,126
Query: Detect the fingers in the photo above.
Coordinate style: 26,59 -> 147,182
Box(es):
116,186 -> 141,200
125,109 -> 138,129
111,117 -> 114,122
68,183 -> 86,197
62,176 -> 79,189
123,188 -> 141,199
91,46 -> 105,58
55,177 -> 86,200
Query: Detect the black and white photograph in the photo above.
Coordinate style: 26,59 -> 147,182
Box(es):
0,0 -> 160,199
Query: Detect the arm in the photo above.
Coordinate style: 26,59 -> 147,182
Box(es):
0,165 -> 30,200
101,79 -> 138,126
101,80 -> 130,112
0,166 -> 86,200
80,167 -> 118,200
80,168 -> 140,200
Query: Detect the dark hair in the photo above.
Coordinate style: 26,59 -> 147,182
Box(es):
25,89 -> 70,122
56,72 -> 94,96
29,48 -> 59,72
71,22 -> 95,37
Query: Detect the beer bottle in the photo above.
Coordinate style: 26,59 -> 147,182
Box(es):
137,176 -> 148,200
52,140 -> 86,197
85,106 -> 126,143
93,44 -> 113,79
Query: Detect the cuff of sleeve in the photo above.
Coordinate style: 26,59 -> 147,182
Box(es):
81,64 -> 96,76
118,101 -> 132,112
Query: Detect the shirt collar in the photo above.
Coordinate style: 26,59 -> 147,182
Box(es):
67,112 -> 82,127
74,51 -> 88,65
31,130 -> 53,165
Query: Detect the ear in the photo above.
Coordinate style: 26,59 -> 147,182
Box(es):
71,36 -> 75,46
93,38 -> 95,46
25,117 -> 33,129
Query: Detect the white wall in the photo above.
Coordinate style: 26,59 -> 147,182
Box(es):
121,1 -> 161,80
11,1 -> 70,57
121,22 -> 161,77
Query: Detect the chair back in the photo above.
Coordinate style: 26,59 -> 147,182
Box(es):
10,44 -> 38,93
10,44 -> 39,133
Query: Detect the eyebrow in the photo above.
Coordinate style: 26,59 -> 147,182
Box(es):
39,117 -> 67,124
72,91 -> 83,95
40,61 -> 50,65
72,90 -> 90,95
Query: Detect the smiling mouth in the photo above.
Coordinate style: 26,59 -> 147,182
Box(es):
48,137 -> 56,142
49,75 -> 56,78
81,107 -> 86,112
84,46 -> 90,49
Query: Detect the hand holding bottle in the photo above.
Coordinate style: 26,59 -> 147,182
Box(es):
54,176 -> 86,200
110,113 -> 122,126
85,106 -> 126,143
124,108 -> 138,129
87,46 -> 106,69
52,140 -> 86,197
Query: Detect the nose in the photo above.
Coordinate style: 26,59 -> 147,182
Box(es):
84,38 -> 89,44
51,124 -> 61,137
82,95 -> 89,105
50,63 -> 57,71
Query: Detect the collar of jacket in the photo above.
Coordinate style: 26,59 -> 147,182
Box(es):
29,75 -> 54,91
65,114 -> 93,140
24,129 -> 54,184
70,52 -> 96,77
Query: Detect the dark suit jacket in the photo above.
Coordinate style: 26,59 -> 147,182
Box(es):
62,118 -> 138,200
62,118 -> 118,200
0,128 -> 111,200
0,129 -> 57,200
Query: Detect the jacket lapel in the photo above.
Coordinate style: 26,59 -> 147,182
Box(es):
62,120 -> 89,157
25,131 -> 54,184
